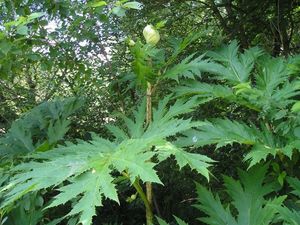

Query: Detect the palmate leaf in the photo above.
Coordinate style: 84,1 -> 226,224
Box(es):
170,41 -> 261,85
1,96 -> 214,224
243,144 -> 278,168
252,57 -> 300,112
1,137 -> 160,225
224,165 -> 280,225
144,96 -> 205,139
176,118 -> 298,168
226,56 -> 300,116
255,57 -> 289,94
107,95 -> 202,141
107,96 -> 214,180
243,127 -> 293,166
195,165 -> 286,225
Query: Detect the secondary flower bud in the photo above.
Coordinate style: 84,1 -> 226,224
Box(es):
143,24 -> 160,45
128,39 -> 136,46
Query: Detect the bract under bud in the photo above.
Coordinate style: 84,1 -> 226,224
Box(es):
143,24 -> 160,45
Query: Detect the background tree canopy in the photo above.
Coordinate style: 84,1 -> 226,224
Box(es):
1,0 -> 300,225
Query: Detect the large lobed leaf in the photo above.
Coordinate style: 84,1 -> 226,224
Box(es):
0,96 -> 214,224
177,118 -> 298,168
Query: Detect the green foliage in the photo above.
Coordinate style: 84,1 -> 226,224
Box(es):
130,41 -> 165,87
2,192 -> 44,225
156,216 -> 189,225
194,165 -> 286,225
277,207 -> 300,225
163,54 -> 208,82
0,97 -> 213,225
111,1 -> 143,17
0,1 -> 300,223
177,118 -> 298,167
129,31 -> 206,88
0,97 -> 84,157
177,41 -> 300,115
275,177 -> 300,225
4,12 -> 45,36
178,119 -> 257,148
175,81 -> 234,102
205,40 -> 263,83
175,41 -> 300,167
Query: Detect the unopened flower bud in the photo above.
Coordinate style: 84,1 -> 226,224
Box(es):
143,24 -> 160,45
128,39 -> 135,46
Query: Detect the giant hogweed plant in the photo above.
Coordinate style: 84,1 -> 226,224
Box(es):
3,28 -> 300,225
110,25 -> 221,224
0,27 -> 216,225
127,25 -> 209,224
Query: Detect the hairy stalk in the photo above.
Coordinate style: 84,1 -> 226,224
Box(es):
146,82 -> 153,225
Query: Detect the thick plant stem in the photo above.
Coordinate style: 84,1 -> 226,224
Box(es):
146,82 -> 153,225
146,182 -> 153,225
133,179 -> 153,225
